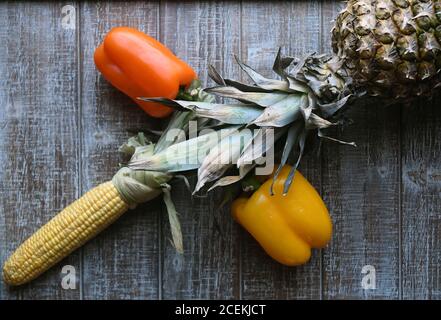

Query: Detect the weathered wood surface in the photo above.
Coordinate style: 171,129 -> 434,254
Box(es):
160,1 -> 241,299
0,1 -> 440,300
0,2 -> 80,299
321,1 -> 401,299
240,1 -> 323,300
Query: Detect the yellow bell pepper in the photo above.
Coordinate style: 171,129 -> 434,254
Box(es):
232,165 -> 332,266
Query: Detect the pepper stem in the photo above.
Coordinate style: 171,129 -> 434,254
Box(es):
176,79 -> 215,102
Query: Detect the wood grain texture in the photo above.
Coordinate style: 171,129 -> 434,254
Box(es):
401,96 -> 441,299
1,0 -> 441,300
160,1 -> 241,299
240,0 -> 323,300
0,2 -> 9,300
0,1 -> 80,299
80,1 -> 162,299
321,1 -> 400,299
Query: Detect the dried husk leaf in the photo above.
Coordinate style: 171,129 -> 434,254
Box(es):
237,127 -> 286,167
192,105 -> 262,124
205,86 -> 288,107
234,54 -> 291,91
194,128 -> 253,193
283,130 -> 306,195
155,111 -> 194,153
252,94 -> 306,127
270,121 -> 303,194
208,64 -> 226,86
207,164 -> 255,191
318,94 -> 352,118
287,76 -> 311,93
162,184 -> 183,254
272,47 -> 296,77
317,129 -> 357,147
305,113 -> 335,130
119,132 -> 151,157
129,126 -> 241,172
209,66 -> 274,93
143,99 -> 262,125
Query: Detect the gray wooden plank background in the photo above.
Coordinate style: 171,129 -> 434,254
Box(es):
0,1 -> 440,300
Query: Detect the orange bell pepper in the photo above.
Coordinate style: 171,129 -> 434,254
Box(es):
94,27 -> 197,118
232,165 -> 332,266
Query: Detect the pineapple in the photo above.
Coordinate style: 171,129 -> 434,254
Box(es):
332,0 -> 441,99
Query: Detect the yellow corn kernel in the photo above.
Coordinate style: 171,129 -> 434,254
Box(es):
2,181 -> 129,286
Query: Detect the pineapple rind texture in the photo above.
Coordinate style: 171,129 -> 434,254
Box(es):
2,182 -> 129,286
332,0 -> 441,99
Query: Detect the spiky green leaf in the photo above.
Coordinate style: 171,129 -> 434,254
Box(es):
235,54 -> 291,91
207,164 -> 255,191
270,121 -> 303,194
155,111 -> 194,153
237,127 -> 286,167
273,48 -> 296,77
144,99 -> 263,125
129,126 -> 241,172
252,94 -> 306,127
205,86 -> 288,107
283,130 -> 306,195
318,94 -> 352,118
162,184 -> 183,254
194,128 -> 253,193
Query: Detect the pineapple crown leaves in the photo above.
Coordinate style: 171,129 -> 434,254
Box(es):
193,128 -> 254,193
129,51 -> 357,195
116,52 -> 360,252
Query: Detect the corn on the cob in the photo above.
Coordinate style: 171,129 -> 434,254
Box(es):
2,182 -> 129,286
